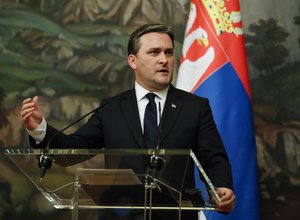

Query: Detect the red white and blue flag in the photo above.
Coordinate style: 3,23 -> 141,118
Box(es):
176,0 -> 260,219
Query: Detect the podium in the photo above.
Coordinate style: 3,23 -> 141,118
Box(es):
4,148 -> 220,220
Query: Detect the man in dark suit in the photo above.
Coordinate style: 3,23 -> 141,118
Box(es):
20,23 -> 235,219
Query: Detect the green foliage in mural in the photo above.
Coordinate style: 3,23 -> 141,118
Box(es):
245,18 -> 289,75
251,61 -> 300,121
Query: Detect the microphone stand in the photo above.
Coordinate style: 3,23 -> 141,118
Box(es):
144,102 -> 165,220
149,101 -> 165,177
38,104 -> 104,180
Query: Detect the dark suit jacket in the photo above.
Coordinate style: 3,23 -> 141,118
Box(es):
32,84 -> 233,219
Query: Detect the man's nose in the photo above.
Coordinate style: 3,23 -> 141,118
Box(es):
158,53 -> 168,64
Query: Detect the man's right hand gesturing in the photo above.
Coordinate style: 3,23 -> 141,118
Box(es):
20,96 -> 43,131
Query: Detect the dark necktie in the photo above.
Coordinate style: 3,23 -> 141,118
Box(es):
143,93 -> 158,148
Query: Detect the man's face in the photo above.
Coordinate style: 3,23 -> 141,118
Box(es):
128,32 -> 174,91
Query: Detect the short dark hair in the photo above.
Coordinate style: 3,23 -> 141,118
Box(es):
127,23 -> 175,56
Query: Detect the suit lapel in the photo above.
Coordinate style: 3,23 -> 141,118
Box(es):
120,86 -> 183,148
159,85 -> 183,144
120,89 -> 144,148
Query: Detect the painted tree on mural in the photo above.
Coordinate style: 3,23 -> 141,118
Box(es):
294,4 -> 300,47
245,18 -> 289,75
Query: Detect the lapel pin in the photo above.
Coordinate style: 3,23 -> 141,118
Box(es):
171,103 -> 177,108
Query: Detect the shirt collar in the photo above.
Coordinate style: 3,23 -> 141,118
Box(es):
135,81 -> 169,102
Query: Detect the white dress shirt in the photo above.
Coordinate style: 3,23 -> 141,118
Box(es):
135,81 -> 169,133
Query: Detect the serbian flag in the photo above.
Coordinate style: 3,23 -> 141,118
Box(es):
176,0 -> 260,220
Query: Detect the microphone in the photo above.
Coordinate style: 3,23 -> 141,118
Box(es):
38,100 -> 108,179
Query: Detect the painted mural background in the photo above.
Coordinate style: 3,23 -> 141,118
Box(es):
0,0 -> 299,219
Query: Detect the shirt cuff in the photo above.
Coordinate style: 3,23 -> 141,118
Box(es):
27,118 -> 47,143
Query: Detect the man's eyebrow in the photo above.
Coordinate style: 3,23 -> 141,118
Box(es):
148,47 -> 173,51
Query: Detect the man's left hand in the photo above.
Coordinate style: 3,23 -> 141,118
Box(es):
216,187 -> 235,212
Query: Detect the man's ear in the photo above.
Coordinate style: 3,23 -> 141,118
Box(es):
128,54 -> 137,70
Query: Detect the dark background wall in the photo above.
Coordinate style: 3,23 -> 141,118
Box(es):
0,0 -> 299,219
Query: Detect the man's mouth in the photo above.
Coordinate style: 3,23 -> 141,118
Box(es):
158,69 -> 168,73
